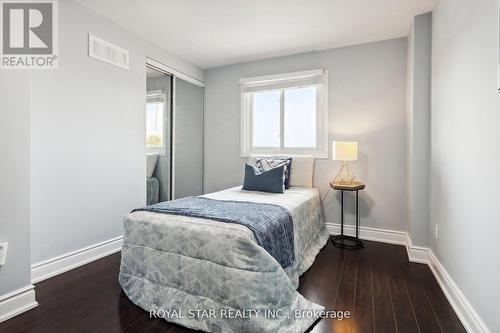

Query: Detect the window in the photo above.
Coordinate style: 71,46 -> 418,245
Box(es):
240,70 -> 328,157
146,90 -> 167,154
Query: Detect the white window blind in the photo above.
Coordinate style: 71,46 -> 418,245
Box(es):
241,70 -> 325,93
240,70 -> 328,158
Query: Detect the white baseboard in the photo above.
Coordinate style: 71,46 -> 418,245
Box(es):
1,236 -> 122,323
0,285 -> 38,323
31,236 -> 123,284
405,237 -> 491,333
405,235 -> 432,265
428,250 -> 491,333
327,223 -> 490,333
4,224 -> 489,333
325,222 -> 408,246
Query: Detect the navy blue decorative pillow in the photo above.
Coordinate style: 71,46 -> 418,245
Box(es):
242,163 -> 285,193
255,157 -> 292,189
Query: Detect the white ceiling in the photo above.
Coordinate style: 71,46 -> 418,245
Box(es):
77,0 -> 437,69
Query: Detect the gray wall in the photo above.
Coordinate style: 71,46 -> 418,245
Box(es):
205,38 -> 409,231
30,0 -> 203,264
147,74 -> 173,202
0,72 -> 32,295
406,13 -> 432,247
431,0 -> 500,331
174,78 -> 204,199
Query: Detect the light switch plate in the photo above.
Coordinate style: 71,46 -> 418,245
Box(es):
0,243 -> 8,266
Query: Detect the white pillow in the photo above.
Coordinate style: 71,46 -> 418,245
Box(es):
247,154 -> 258,166
248,154 -> 314,188
288,155 -> 314,188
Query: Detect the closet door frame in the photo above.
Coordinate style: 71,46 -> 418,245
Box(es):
146,57 -> 205,199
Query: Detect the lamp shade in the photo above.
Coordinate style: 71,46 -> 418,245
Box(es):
332,141 -> 358,161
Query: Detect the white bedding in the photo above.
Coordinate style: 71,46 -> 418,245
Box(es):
203,186 -> 327,285
203,186 -> 318,210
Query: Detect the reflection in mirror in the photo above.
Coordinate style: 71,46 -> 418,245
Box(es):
146,66 -> 172,204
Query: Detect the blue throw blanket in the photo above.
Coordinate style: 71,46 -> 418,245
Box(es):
133,196 -> 295,268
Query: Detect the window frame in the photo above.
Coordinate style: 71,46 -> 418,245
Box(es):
146,89 -> 168,155
240,70 -> 329,158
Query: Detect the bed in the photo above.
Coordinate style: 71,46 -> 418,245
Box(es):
119,185 -> 330,333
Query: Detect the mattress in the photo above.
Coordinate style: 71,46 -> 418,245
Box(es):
119,186 -> 330,332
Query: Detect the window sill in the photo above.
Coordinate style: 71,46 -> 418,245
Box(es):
240,148 -> 328,159
147,147 -> 167,156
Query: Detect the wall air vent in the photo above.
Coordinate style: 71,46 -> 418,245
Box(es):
88,34 -> 129,70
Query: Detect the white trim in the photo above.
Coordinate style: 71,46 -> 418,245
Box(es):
405,235 -> 431,264
240,69 -> 328,158
146,58 -> 205,87
405,237 -> 491,333
325,222 -> 408,246
0,285 -> 37,323
31,236 -> 123,284
171,77 -> 177,200
326,223 -> 491,333
497,0 -> 500,93
0,222 -> 491,332
146,89 -> 166,100
240,69 -> 325,85
428,251 -> 491,333
200,86 -> 206,195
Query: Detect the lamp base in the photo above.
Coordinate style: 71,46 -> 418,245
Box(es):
333,162 -> 355,185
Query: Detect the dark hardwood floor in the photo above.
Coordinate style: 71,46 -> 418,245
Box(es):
0,240 -> 465,333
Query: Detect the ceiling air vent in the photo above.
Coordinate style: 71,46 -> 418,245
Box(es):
88,34 -> 129,70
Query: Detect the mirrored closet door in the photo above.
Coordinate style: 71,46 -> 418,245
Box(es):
146,66 -> 172,203
145,62 -> 204,205
173,77 -> 204,199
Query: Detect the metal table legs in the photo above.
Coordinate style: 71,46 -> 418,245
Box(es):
331,189 -> 364,250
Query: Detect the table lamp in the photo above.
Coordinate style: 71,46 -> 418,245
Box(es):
332,141 -> 358,185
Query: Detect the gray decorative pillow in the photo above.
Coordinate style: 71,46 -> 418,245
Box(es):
242,163 -> 285,193
256,157 -> 292,189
